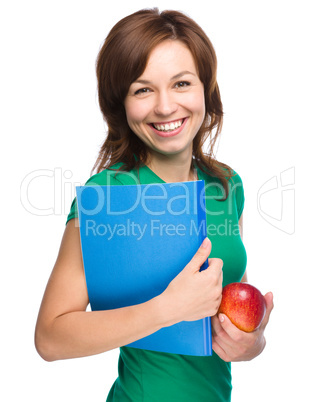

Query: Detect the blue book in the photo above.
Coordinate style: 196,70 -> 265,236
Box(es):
76,180 -> 211,356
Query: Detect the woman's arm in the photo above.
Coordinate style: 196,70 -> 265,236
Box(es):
35,219 -> 167,361
211,212 -> 274,362
35,220 -> 223,361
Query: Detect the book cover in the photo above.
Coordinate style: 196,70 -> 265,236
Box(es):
76,180 -> 212,356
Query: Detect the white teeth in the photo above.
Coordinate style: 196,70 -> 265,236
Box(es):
153,119 -> 183,132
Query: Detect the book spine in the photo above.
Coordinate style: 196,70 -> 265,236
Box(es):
197,180 -> 212,356
203,316 -> 212,355
197,180 -> 209,272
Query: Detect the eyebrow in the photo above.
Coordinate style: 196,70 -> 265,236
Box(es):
134,70 -> 196,85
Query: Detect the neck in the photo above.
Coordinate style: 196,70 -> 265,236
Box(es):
146,150 -> 197,183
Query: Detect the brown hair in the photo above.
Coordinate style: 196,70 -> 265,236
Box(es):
93,8 -> 234,197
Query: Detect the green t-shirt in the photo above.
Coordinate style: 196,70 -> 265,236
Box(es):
66,163 -> 247,402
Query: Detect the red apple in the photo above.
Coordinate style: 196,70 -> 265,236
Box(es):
218,282 -> 266,332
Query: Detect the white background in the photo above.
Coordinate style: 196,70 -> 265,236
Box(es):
1,0 -> 313,400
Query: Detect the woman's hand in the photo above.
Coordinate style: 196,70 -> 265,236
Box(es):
211,291 -> 274,362
160,237 -> 223,326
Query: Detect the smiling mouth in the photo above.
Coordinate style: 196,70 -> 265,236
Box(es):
151,118 -> 184,133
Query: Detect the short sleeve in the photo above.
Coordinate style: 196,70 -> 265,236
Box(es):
230,171 -> 245,219
65,169 -> 124,225
66,197 -> 78,224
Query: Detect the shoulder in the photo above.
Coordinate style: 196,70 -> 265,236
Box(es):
197,163 -> 244,190
228,169 -> 244,190
65,163 -> 141,224
198,163 -> 245,218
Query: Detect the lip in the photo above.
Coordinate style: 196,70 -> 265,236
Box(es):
149,118 -> 188,138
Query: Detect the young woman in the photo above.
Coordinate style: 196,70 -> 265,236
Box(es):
35,9 -> 273,401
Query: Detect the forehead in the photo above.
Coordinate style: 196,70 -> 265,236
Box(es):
141,40 -> 197,77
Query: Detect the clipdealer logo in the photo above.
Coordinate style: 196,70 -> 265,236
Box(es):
20,166 -> 296,236
20,168 -> 81,216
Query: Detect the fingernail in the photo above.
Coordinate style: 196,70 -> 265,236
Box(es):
219,314 -> 224,323
201,237 -> 210,248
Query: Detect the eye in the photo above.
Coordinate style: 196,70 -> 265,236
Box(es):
175,81 -> 191,89
134,87 -> 151,95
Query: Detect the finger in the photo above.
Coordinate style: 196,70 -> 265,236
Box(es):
212,339 -> 230,362
211,314 -> 223,338
211,315 -> 233,361
215,313 -> 260,360
207,258 -> 223,279
216,313 -> 243,342
185,237 -> 212,273
211,314 -> 235,350
260,292 -> 274,330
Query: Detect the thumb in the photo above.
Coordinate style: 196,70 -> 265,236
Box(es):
185,237 -> 211,273
260,292 -> 274,330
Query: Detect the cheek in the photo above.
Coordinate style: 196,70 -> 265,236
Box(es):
193,90 -> 206,115
183,88 -> 206,114
188,92 -> 206,139
125,100 -> 149,128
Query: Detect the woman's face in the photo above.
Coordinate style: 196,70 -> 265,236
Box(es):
124,40 -> 205,162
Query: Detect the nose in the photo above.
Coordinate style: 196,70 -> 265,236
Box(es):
154,91 -> 178,116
